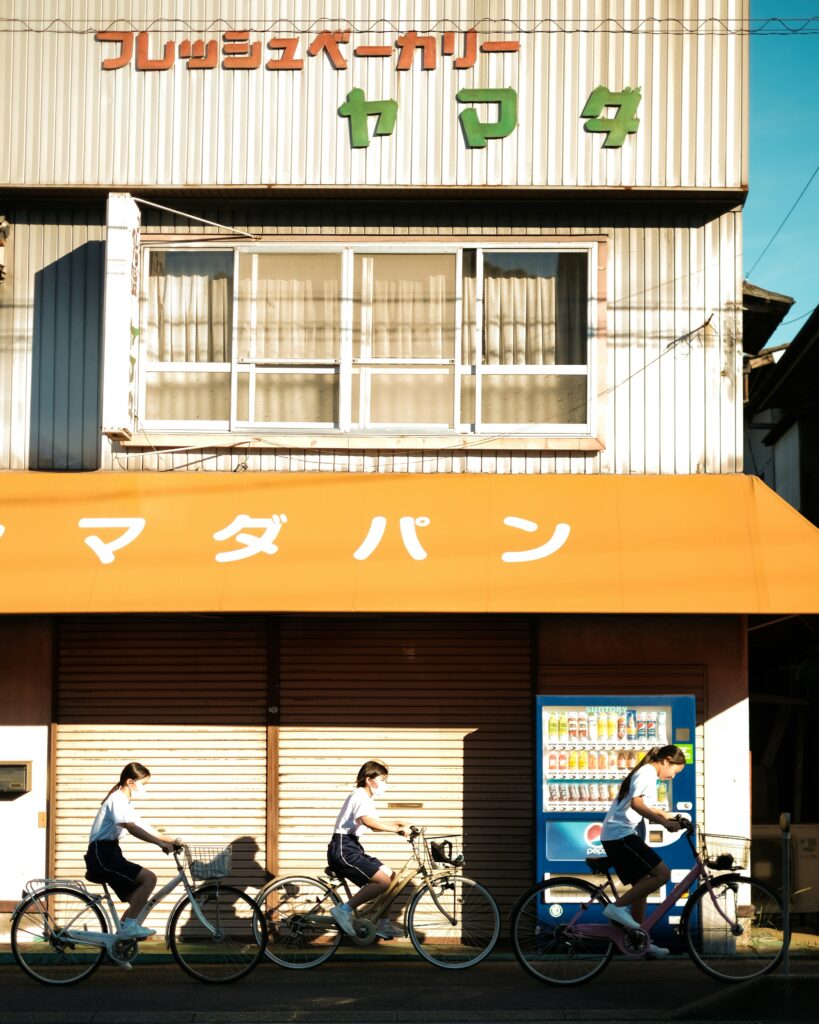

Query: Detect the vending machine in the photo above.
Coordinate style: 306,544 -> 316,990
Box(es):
535,694 -> 697,946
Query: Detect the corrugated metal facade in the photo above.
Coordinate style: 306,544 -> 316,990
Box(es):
0,1 -> 748,190
0,201 -> 743,474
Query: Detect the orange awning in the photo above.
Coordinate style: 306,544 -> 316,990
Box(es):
0,472 -> 817,615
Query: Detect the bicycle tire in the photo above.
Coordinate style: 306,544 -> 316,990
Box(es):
407,875 -> 500,969
682,874 -> 785,982
510,877 -> 614,986
257,875 -> 342,968
11,886 -> 108,985
168,883 -> 267,983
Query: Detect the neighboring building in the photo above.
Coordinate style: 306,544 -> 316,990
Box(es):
2,1 -> 818,932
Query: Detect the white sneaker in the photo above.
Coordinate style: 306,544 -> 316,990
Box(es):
330,904 -> 357,938
376,919 -> 404,940
647,943 -> 670,958
119,919 -> 156,940
603,904 -> 641,931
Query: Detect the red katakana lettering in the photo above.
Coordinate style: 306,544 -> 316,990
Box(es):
178,39 -> 218,69
135,31 -> 175,71
307,31 -> 349,69
222,31 -> 262,70
266,37 -> 303,70
395,31 -> 436,70
95,31 -> 134,70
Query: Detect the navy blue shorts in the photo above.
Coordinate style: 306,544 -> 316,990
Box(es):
601,834 -> 662,886
84,840 -> 143,901
327,834 -> 383,887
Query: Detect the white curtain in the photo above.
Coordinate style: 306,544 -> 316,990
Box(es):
145,251 -> 231,363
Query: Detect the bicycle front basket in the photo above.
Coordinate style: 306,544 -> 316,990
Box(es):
186,845 -> 232,880
427,835 -> 465,869
699,832 -> 750,872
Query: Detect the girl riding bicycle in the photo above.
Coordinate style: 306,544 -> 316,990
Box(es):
84,762 -> 178,940
600,744 -> 686,956
327,760 -> 410,941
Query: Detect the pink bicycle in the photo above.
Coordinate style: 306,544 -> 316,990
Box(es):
510,818 -> 786,985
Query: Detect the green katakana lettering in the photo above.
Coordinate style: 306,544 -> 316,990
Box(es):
456,88 -> 518,148
338,88 -> 398,148
581,86 -> 642,148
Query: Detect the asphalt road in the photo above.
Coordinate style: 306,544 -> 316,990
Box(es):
1,958 -> 818,1024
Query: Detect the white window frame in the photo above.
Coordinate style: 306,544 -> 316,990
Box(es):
136,241 -> 598,438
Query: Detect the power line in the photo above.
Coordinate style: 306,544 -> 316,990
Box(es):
745,163 -> 819,280
781,304 -> 818,327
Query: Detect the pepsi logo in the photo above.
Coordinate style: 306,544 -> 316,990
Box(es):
584,823 -> 603,846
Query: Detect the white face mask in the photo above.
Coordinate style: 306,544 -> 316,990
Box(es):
370,777 -> 388,795
131,779 -> 147,797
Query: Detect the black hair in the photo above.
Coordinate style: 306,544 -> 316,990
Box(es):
356,760 -> 389,788
616,744 -> 686,803
102,762 -> 150,802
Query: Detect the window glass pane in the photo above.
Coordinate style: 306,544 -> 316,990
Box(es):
145,251 -> 232,362
237,253 -> 341,361
462,250 -> 477,365
480,374 -> 587,426
352,369 -> 454,427
144,371 -> 230,421
237,372 -> 337,425
460,373 -> 475,426
354,254 -> 456,360
483,251 -> 587,366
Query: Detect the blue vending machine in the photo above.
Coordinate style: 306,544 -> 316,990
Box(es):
535,694 -> 696,947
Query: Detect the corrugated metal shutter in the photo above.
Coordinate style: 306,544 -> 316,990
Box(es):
539,666 -> 706,830
278,615 -> 533,917
54,616 -> 270,930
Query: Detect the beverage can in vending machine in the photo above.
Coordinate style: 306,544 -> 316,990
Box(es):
627,750 -> 637,769
617,750 -> 627,771
589,783 -> 600,802
626,708 -> 637,741
657,781 -> 669,808
578,711 -> 588,742
547,750 -> 558,772
588,710 -> 598,743
617,711 -> 627,741
558,710 -> 569,743
568,784 -> 579,802
568,712 -> 578,742
646,711 -> 657,742
636,710 -> 647,742
588,750 -> 598,772
609,782 -> 620,800
548,711 -> 559,741
559,783 -> 570,802
568,749 -> 578,772
579,783 -> 590,802
609,750 -> 620,772
607,710 -> 618,742
657,710 -> 669,745
558,751 -> 568,772
578,749 -> 588,771
549,784 -> 560,802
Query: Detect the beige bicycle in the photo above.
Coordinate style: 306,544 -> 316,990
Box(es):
257,827 -> 500,970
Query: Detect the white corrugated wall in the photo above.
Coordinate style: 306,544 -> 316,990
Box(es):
0,0 -> 748,190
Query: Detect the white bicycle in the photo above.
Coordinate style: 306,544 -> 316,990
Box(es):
11,844 -> 267,985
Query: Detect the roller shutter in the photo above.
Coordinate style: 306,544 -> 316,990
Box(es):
54,616 -> 270,930
278,615 -> 533,916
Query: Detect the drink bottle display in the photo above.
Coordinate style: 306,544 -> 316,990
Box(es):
540,700 -> 685,814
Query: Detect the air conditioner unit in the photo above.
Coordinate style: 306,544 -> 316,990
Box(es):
751,824 -> 819,913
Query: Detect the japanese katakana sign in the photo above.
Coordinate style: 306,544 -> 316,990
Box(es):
93,29 -> 641,150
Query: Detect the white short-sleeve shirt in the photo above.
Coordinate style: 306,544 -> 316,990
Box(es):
601,764 -> 659,841
333,788 -> 377,836
89,789 -> 147,843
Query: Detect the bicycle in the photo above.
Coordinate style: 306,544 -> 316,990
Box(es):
510,818 -> 786,985
10,843 -> 267,985
257,827 -> 500,970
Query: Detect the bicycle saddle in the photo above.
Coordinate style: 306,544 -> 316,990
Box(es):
585,856 -> 612,875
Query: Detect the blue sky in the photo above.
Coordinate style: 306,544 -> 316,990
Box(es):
745,1 -> 819,347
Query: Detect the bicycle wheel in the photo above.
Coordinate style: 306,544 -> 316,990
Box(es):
511,877 -> 614,986
168,883 -> 267,983
11,886 -> 108,985
682,875 -> 785,982
407,875 -> 500,969
258,875 -> 342,968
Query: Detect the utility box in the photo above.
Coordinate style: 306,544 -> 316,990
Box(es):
0,762 -> 31,796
